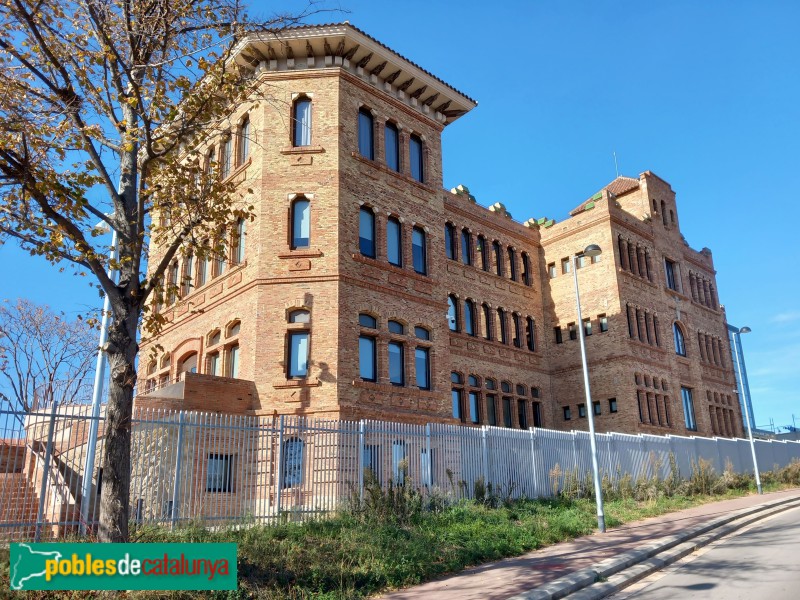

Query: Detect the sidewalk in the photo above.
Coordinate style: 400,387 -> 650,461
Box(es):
378,489 -> 800,600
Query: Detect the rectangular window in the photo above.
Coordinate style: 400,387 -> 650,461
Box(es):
665,259 -> 680,291
576,254 -> 587,269
452,388 -> 463,421
388,341 -> 404,386
682,387 -> 697,430
609,398 -> 618,413
359,208 -> 375,258
415,347 -> 430,390
410,135 -> 424,182
239,118 -> 250,164
469,391 -> 480,424
412,227 -> 427,275
359,335 -> 377,382
207,352 -> 220,376
599,314 -> 608,333
221,137 -> 233,179
387,218 -> 402,267
548,263 -> 556,278
358,109 -> 374,159
532,402 -> 543,427
563,406 -> 572,421
385,123 -> 399,171
206,454 -> 233,492
593,400 -> 601,416
517,400 -> 528,429
554,327 -> 563,344
568,322 -> 577,341
287,334 -> 307,378
392,440 -> 406,485
502,397 -> 512,428
561,257 -> 571,274
486,395 -> 497,426
363,445 -> 381,484
583,318 -> 592,336
578,403 -> 586,418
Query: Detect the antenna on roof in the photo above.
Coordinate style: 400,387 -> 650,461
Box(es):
613,151 -> 619,179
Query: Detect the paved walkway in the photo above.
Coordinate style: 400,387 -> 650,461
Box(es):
378,489 -> 800,600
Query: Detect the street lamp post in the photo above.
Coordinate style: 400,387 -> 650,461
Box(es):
732,326 -> 761,494
79,222 -> 118,534
572,244 -> 606,532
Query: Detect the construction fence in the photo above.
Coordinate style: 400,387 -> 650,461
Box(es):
2,406 -> 800,542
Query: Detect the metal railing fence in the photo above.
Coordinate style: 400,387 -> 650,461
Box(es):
2,406 -> 799,542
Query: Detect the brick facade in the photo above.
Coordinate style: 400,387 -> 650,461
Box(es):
137,23 -> 742,439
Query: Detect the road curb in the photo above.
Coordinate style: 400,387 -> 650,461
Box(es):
506,494 -> 800,600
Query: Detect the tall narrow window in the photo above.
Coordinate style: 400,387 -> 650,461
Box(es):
532,402 -> 543,427
206,146 -> 216,176
497,308 -> 507,344
287,333 -> 308,378
385,122 -> 399,171
512,313 -> 522,348
233,218 -> 246,264
561,257 -> 571,274
182,254 -> 194,297
359,207 -> 375,258
213,234 -> 226,277
682,387 -> 697,430
461,229 -> 472,265
493,241 -> 503,276
482,303 -> 493,340
674,322 -> 686,356
526,316 -> 536,351
388,341 -> 404,386
238,117 -> 250,165
221,136 -> 233,179
522,252 -> 531,286
167,260 -> 179,304
387,217 -> 402,267
486,395 -> 497,426
447,295 -> 459,332
291,197 -> 310,249
508,247 -> 518,281
359,335 -> 377,382
464,300 -> 476,336
477,235 -> 489,271
469,391 -> 480,424
292,96 -> 312,147
518,400 -> 528,429
227,344 -> 240,378
358,108 -> 374,159
281,439 -> 304,488
409,134 -> 424,182
445,223 -> 457,260
451,372 -> 463,421
415,347 -> 430,390
412,226 -> 427,275
665,259 -> 679,291
502,396 -> 512,428
599,314 -> 609,333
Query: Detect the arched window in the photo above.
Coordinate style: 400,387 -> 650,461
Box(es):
232,218 -> 246,264
281,438 -> 304,488
358,108 -> 374,159
359,206 -> 375,258
445,223 -> 457,260
238,116 -> 250,165
512,313 -> 522,347
482,303 -> 493,340
497,307 -> 508,344
415,346 -> 430,390
179,353 -> 198,377
388,319 -> 404,334
291,197 -> 310,249
447,294 -> 459,331
522,252 -> 531,286
359,312 -> 377,328
409,134 -> 424,182
464,299 -> 476,336
385,122 -> 400,171
292,96 -> 312,147
221,136 -> 233,179
477,235 -> 489,271
493,241 -> 503,276
526,316 -> 536,351
387,217 -> 402,267
674,322 -> 686,356
412,226 -> 427,275
508,247 -> 518,281
461,229 -> 472,265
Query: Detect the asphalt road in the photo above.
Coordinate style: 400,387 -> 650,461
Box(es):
612,505 -> 800,600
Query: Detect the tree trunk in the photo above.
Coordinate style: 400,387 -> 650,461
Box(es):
97,308 -> 139,542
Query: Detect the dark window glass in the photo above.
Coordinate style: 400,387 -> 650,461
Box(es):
665,259 -> 679,291
593,400 -> 601,415
503,397 -> 512,427
468,375 -> 479,387
674,323 -> 686,356
498,308 -> 507,343
415,347 -> 430,389
584,319 -> 592,336
609,398 -> 618,413
388,320 -> 404,334
358,108 -> 374,159
493,241 -> 503,276
452,388 -> 463,421
599,314 -> 608,333
359,313 -> 377,328
445,223 -> 457,260
478,236 -> 489,271
522,252 -> 531,286
485,378 -> 496,390
578,403 -> 586,418
238,118 -> 250,164
532,402 -> 542,427
516,384 -> 526,395
513,313 -> 522,348
486,395 -> 497,426
518,400 -> 528,429
447,295 -> 459,331
221,137 -> 233,179
412,227 -> 427,274
359,335 -> 377,381
287,332 -> 309,378
451,372 -> 463,384
568,323 -> 577,340
469,391 -> 480,424
682,387 -> 696,430
293,97 -> 312,146
385,122 -> 400,171
501,381 -> 511,393
414,326 -> 430,340
563,406 -> 572,421
359,207 -> 375,258
281,439 -> 304,488
291,197 -> 310,249
410,134 -> 424,182
206,454 -> 233,492
461,229 -> 472,265
508,248 -> 518,281
555,327 -> 563,344
482,304 -> 493,340
388,341 -> 404,386
526,317 -> 536,351
387,217 -> 402,266
464,300 -> 476,336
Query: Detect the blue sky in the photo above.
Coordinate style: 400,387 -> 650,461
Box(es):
1,1 -> 797,429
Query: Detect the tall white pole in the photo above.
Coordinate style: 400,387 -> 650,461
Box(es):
733,328 -> 761,494
572,254 -> 606,532
79,229 -> 118,534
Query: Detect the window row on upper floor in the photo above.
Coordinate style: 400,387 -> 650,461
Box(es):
689,271 -> 718,310
447,295 -> 537,351
200,115 -> 252,181
358,206 -> 428,275
547,251 -> 601,279
697,332 -> 727,368
625,304 -> 661,348
357,107 -> 425,183
635,388 -> 672,429
358,313 -> 433,390
562,398 -> 618,421
617,235 -> 654,282
554,314 -> 609,344
445,223 -> 533,286
451,373 -> 543,428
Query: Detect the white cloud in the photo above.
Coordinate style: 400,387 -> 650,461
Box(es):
770,311 -> 800,324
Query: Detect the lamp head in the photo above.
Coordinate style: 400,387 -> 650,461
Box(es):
739,326 -> 752,334
583,244 -> 602,258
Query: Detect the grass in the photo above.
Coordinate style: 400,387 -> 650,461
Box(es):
1,459 -> 799,600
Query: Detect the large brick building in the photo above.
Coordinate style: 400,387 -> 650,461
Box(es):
138,23 -> 742,440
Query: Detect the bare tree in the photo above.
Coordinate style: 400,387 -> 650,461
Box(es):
0,0 -> 324,541
0,298 -> 96,414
